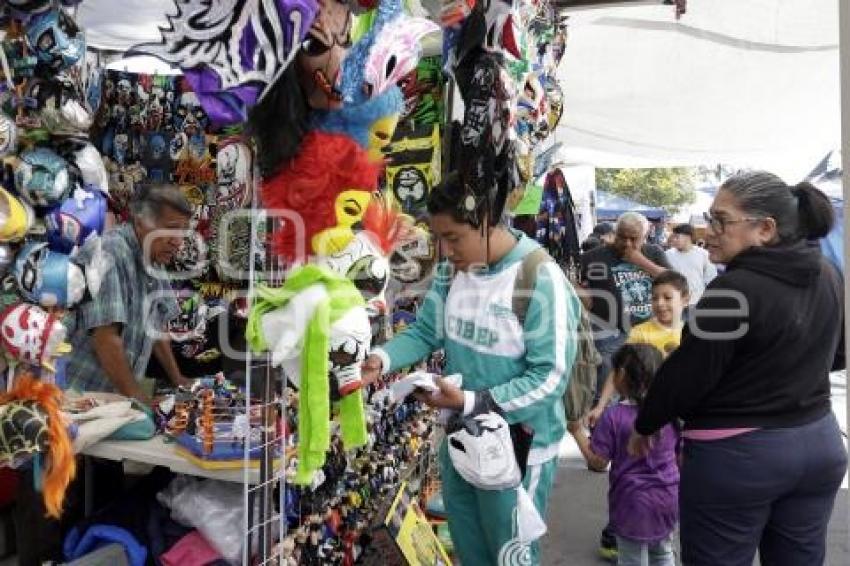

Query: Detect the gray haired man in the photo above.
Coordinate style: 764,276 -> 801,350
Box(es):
66,183 -> 193,405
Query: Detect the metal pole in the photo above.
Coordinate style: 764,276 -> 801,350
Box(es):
840,0 -> 850,553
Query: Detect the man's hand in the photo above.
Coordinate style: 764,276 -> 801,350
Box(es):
413,377 -> 465,411
361,354 -> 384,385
621,246 -> 647,266
172,374 -> 193,389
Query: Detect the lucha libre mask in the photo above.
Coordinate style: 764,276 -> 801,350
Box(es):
0,303 -> 68,369
13,242 -> 87,308
0,400 -> 49,468
296,0 -> 352,110
25,9 -> 85,71
0,186 -> 34,243
0,114 -> 17,158
328,305 -> 371,398
15,147 -> 72,207
45,185 -> 107,254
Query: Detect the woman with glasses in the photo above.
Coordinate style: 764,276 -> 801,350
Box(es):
628,171 -> 846,566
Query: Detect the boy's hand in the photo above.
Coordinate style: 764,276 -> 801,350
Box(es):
361,354 -> 383,385
413,377 -> 464,410
567,419 -> 583,434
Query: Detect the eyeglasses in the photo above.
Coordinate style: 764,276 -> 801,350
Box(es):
703,212 -> 764,234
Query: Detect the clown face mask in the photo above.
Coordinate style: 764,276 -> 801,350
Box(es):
296,0 -> 352,110
311,189 -> 372,257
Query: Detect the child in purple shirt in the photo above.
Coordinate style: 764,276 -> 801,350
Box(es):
570,344 -> 680,565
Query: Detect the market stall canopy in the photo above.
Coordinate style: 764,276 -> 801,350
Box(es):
555,0 -> 840,181
596,190 -> 666,221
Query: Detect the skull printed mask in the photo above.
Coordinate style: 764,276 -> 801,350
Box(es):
0,303 -> 67,368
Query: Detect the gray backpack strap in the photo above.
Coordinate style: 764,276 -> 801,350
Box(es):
512,248 -> 553,326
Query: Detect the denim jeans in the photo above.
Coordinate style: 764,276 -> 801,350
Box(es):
616,535 -> 676,566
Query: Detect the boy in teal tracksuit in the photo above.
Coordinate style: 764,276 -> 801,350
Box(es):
364,174 -> 579,565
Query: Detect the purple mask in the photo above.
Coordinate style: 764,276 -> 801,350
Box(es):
132,0 -> 319,127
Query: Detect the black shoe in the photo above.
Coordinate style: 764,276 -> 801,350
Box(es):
599,526 -> 618,562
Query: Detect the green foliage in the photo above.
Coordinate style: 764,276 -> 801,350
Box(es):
596,168 -> 697,213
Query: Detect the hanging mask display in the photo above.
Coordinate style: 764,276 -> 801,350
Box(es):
384,124 -> 441,216
25,9 -> 85,72
45,185 -> 107,254
0,245 -> 14,277
389,224 -> 434,284
13,242 -> 87,308
262,131 -> 380,264
14,147 -> 72,207
362,17 -> 439,100
0,375 -> 75,519
0,185 -> 34,242
0,113 -> 17,158
296,0 -> 353,110
131,0 -> 318,127
71,143 -> 110,195
0,303 -> 69,371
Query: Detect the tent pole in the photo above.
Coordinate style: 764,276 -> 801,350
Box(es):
840,0 -> 850,535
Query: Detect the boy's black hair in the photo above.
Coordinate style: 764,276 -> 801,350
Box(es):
672,223 -> 694,238
427,171 -> 505,229
652,270 -> 690,297
611,343 -> 664,408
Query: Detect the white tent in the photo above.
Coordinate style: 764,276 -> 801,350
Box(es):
554,0 -> 840,181
74,0 -> 840,181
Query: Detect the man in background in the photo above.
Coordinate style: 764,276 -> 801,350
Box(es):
665,223 -> 716,307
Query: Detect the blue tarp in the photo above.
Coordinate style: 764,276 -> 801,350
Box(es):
596,190 -> 667,221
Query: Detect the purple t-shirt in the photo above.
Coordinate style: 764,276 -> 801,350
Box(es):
591,403 -> 680,543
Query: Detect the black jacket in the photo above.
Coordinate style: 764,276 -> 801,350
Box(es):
635,241 -> 844,434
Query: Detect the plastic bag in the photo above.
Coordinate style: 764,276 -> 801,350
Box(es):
157,476 -> 277,564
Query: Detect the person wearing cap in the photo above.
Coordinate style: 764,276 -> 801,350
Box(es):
665,223 -> 717,306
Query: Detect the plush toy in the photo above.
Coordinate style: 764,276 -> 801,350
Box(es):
246,265 -> 369,485
0,374 -> 75,518
261,131 -> 381,264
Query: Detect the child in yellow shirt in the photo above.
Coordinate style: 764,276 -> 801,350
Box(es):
587,270 -> 690,425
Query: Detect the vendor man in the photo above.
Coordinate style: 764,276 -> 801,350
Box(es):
65,183 -> 192,404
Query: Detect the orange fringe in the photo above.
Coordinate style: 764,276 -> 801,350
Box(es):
361,193 -> 414,255
1,374 -> 76,518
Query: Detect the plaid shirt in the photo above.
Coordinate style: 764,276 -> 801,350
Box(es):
66,223 -> 179,392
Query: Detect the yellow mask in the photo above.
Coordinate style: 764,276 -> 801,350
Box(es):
312,189 -> 372,256
367,114 -> 400,160
0,185 -> 33,242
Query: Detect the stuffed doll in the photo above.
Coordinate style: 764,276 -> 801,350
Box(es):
246,265 -> 369,485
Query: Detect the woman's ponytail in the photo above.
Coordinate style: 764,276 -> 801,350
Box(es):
792,181 -> 835,240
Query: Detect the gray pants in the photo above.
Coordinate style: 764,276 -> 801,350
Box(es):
680,413 -> 847,566
616,535 -> 676,566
